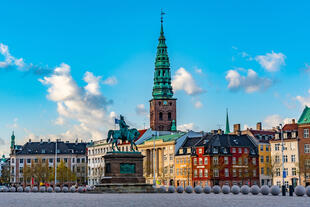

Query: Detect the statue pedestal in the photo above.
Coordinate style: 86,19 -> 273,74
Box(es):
94,152 -> 155,193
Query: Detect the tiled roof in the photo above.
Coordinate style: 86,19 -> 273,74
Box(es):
15,141 -> 87,155
282,123 -> 298,131
298,106 -> 310,124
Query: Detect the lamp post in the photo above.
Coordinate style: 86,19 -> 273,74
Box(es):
54,139 -> 57,189
153,132 -> 157,187
280,124 -> 286,196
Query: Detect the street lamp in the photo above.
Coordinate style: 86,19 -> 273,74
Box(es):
54,139 -> 58,189
152,132 -> 157,187
280,124 -> 286,196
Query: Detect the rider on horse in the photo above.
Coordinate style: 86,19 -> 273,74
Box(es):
119,115 -> 129,141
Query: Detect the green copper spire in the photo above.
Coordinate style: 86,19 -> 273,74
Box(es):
225,109 -> 230,134
152,11 -> 173,99
10,131 -> 15,149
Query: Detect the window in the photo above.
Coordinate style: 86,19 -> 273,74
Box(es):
199,169 -> 203,177
275,156 -> 280,163
304,129 -> 309,138
283,133 -> 288,139
233,169 -> 237,177
261,167 -> 264,175
292,168 -> 297,176
42,158 -> 46,163
213,157 -> 218,165
176,159 -> 179,164
260,156 -> 264,163
239,169 -> 242,177
199,158 -> 203,165
77,158 -> 80,163
169,154 -> 173,161
194,169 -> 197,177
225,168 -> 229,177
252,158 -> 256,165
283,155 -> 288,163
159,112 -> 163,121
42,149 -> 45,153
198,148 -> 202,154
49,158 -> 53,163
204,157 -> 208,165
253,169 -> 257,177
238,148 -> 242,153
244,148 -> 248,154
82,158 -> 85,163
224,157 -> 229,165
168,112 -> 171,121
266,145 -> 269,151
19,167 -> 23,174
20,159 -> 24,164
276,168 -> 280,176
57,158 -> 60,163
64,158 -> 67,163
204,169 -> 208,177
238,157 -> 242,165
291,155 -> 296,163
232,148 -> 236,153
305,144 -> 310,153
213,148 -> 218,153
260,145 -> 264,151
244,158 -> 248,165
27,159 -> 31,164
170,166 -> 173,174
232,157 -> 236,164
284,168 -> 288,177
11,158 -> 14,164
193,158 -> 197,165
275,144 -> 280,151
214,169 -> 219,177
266,156 -> 270,163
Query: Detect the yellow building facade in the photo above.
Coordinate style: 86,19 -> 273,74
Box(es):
138,133 -> 184,186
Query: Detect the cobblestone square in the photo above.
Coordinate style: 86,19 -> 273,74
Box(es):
0,193 -> 309,207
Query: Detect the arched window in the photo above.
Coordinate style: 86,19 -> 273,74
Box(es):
168,112 -> 171,121
159,112 -> 163,121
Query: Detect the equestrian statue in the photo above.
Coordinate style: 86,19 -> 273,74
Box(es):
107,115 -> 140,152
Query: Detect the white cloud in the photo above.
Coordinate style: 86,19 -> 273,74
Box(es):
39,63 -> 114,140
194,101 -> 203,109
296,89 -> 310,107
135,104 -> 148,116
195,68 -> 203,74
178,123 -> 200,132
103,76 -> 118,86
0,43 -> 25,70
172,67 -> 204,95
225,68 -> 272,93
255,51 -> 286,72
263,114 -> 293,129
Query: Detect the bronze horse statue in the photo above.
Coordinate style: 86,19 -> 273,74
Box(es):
107,128 -> 140,152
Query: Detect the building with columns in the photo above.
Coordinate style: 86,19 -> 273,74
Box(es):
138,132 -> 185,186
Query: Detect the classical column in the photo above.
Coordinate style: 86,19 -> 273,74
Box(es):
150,149 -> 153,177
158,148 -> 163,176
147,149 -> 151,176
156,148 -> 160,176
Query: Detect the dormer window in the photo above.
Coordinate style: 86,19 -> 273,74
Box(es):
292,132 -> 296,138
283,133 -> 288,139
179,149 -> 183,154
213,148 -> 218,153
275,134 -> 280,139
223,148 -> 227,153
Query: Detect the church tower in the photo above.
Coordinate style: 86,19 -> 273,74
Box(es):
150,13 -> 177,131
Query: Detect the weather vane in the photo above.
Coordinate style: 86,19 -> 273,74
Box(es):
161,9 -> 166,23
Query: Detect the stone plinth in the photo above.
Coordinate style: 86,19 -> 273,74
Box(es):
94,152 -> 155,193
101,152 -> 145,184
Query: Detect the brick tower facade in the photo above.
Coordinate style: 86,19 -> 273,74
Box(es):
150,14 -> 177,131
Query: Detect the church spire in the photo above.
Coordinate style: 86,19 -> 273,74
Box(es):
225,109 -> 230,134
152,10 -> 173,99
10,131 -> 15,150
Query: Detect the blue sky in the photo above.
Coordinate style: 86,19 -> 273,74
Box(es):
1,0 -> 310,155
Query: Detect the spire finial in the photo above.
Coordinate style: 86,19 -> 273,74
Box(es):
161,9 -> 165,24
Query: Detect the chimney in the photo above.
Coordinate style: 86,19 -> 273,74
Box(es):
292,119 -> 296,124
234,124 -> 241,133
48,139 -> 50,143
40,139 -> 43,144
256,122 -> 262,131
29,139 -> 31,143
75,139 -> 78,145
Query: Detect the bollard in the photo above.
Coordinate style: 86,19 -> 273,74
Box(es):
281,185 -> 286,196
289,185 -> 294,196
